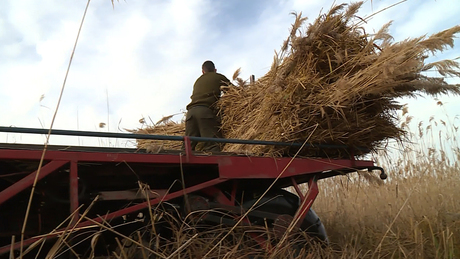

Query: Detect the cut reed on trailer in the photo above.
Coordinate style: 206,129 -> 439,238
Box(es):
134,2 -> 460,157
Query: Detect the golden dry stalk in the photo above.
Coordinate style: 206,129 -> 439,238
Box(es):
129,121 -> 185,151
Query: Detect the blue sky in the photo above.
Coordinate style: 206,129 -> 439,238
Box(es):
0,0 -> 459,147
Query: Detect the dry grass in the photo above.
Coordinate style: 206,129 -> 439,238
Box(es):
314,167 -> 459,258
128,117 -> 185,152
106,222 -> 323,259
310,108 -> 460,258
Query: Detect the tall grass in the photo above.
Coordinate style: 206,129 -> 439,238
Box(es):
313,108 -> 460,258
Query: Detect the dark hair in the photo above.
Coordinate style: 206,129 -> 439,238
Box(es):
202,60 -> 215,73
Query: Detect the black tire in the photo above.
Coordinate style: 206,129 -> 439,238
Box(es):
240,188 -> 328,244
301,208 -> 328,244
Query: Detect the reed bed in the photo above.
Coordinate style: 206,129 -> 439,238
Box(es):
312,110 -> 460,258
313,163 -> 460,259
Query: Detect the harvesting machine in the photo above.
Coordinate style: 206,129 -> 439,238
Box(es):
0,126 -> 386,258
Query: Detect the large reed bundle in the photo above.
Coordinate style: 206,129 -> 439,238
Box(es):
218,2 -> 460,156
134,2 -> 460,156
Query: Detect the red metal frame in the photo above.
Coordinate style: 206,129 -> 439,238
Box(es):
0,160 -> 68,206
0,141 -> 375,255
70,161 -> 79,225
292,176 -> 319,229
0,148 -> 373,179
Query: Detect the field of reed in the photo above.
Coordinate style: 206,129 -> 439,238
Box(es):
312,113 -> 460,258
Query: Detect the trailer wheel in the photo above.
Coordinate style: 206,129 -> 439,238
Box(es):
241,188 -> 328,244
300,208 -> 328,244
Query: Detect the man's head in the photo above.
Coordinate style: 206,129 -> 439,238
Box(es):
202,60 -> 216,73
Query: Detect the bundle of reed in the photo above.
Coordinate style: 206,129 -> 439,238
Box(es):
132,120 -> 185,152
218,2 -> 460,156
133,2 -> 459,156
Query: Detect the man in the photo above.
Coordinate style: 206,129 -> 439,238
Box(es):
185,60 -> 230,151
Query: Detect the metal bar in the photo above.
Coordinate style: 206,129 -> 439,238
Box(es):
0,147 -> 375,180
97,190 -> 166,201
184,136 -> 192,162
200,187 -> 233,206
350,149 -> 356,167
0,160 -> 68,206
230,181 -> 237,205
0,126 -> 369,151
219,158 -> 374,179
0,126 -> 184,141
295,176 -> 319,229
70,161 -> 79,225
290,177 -> 305,200
78,178 -> 227,227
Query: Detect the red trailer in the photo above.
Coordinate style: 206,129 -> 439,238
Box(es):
0,127 -> 386,258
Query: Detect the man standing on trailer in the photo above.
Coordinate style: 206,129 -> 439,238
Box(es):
185,60 -> 230,152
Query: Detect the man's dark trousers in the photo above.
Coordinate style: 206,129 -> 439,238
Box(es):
185,106 -> 222,151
